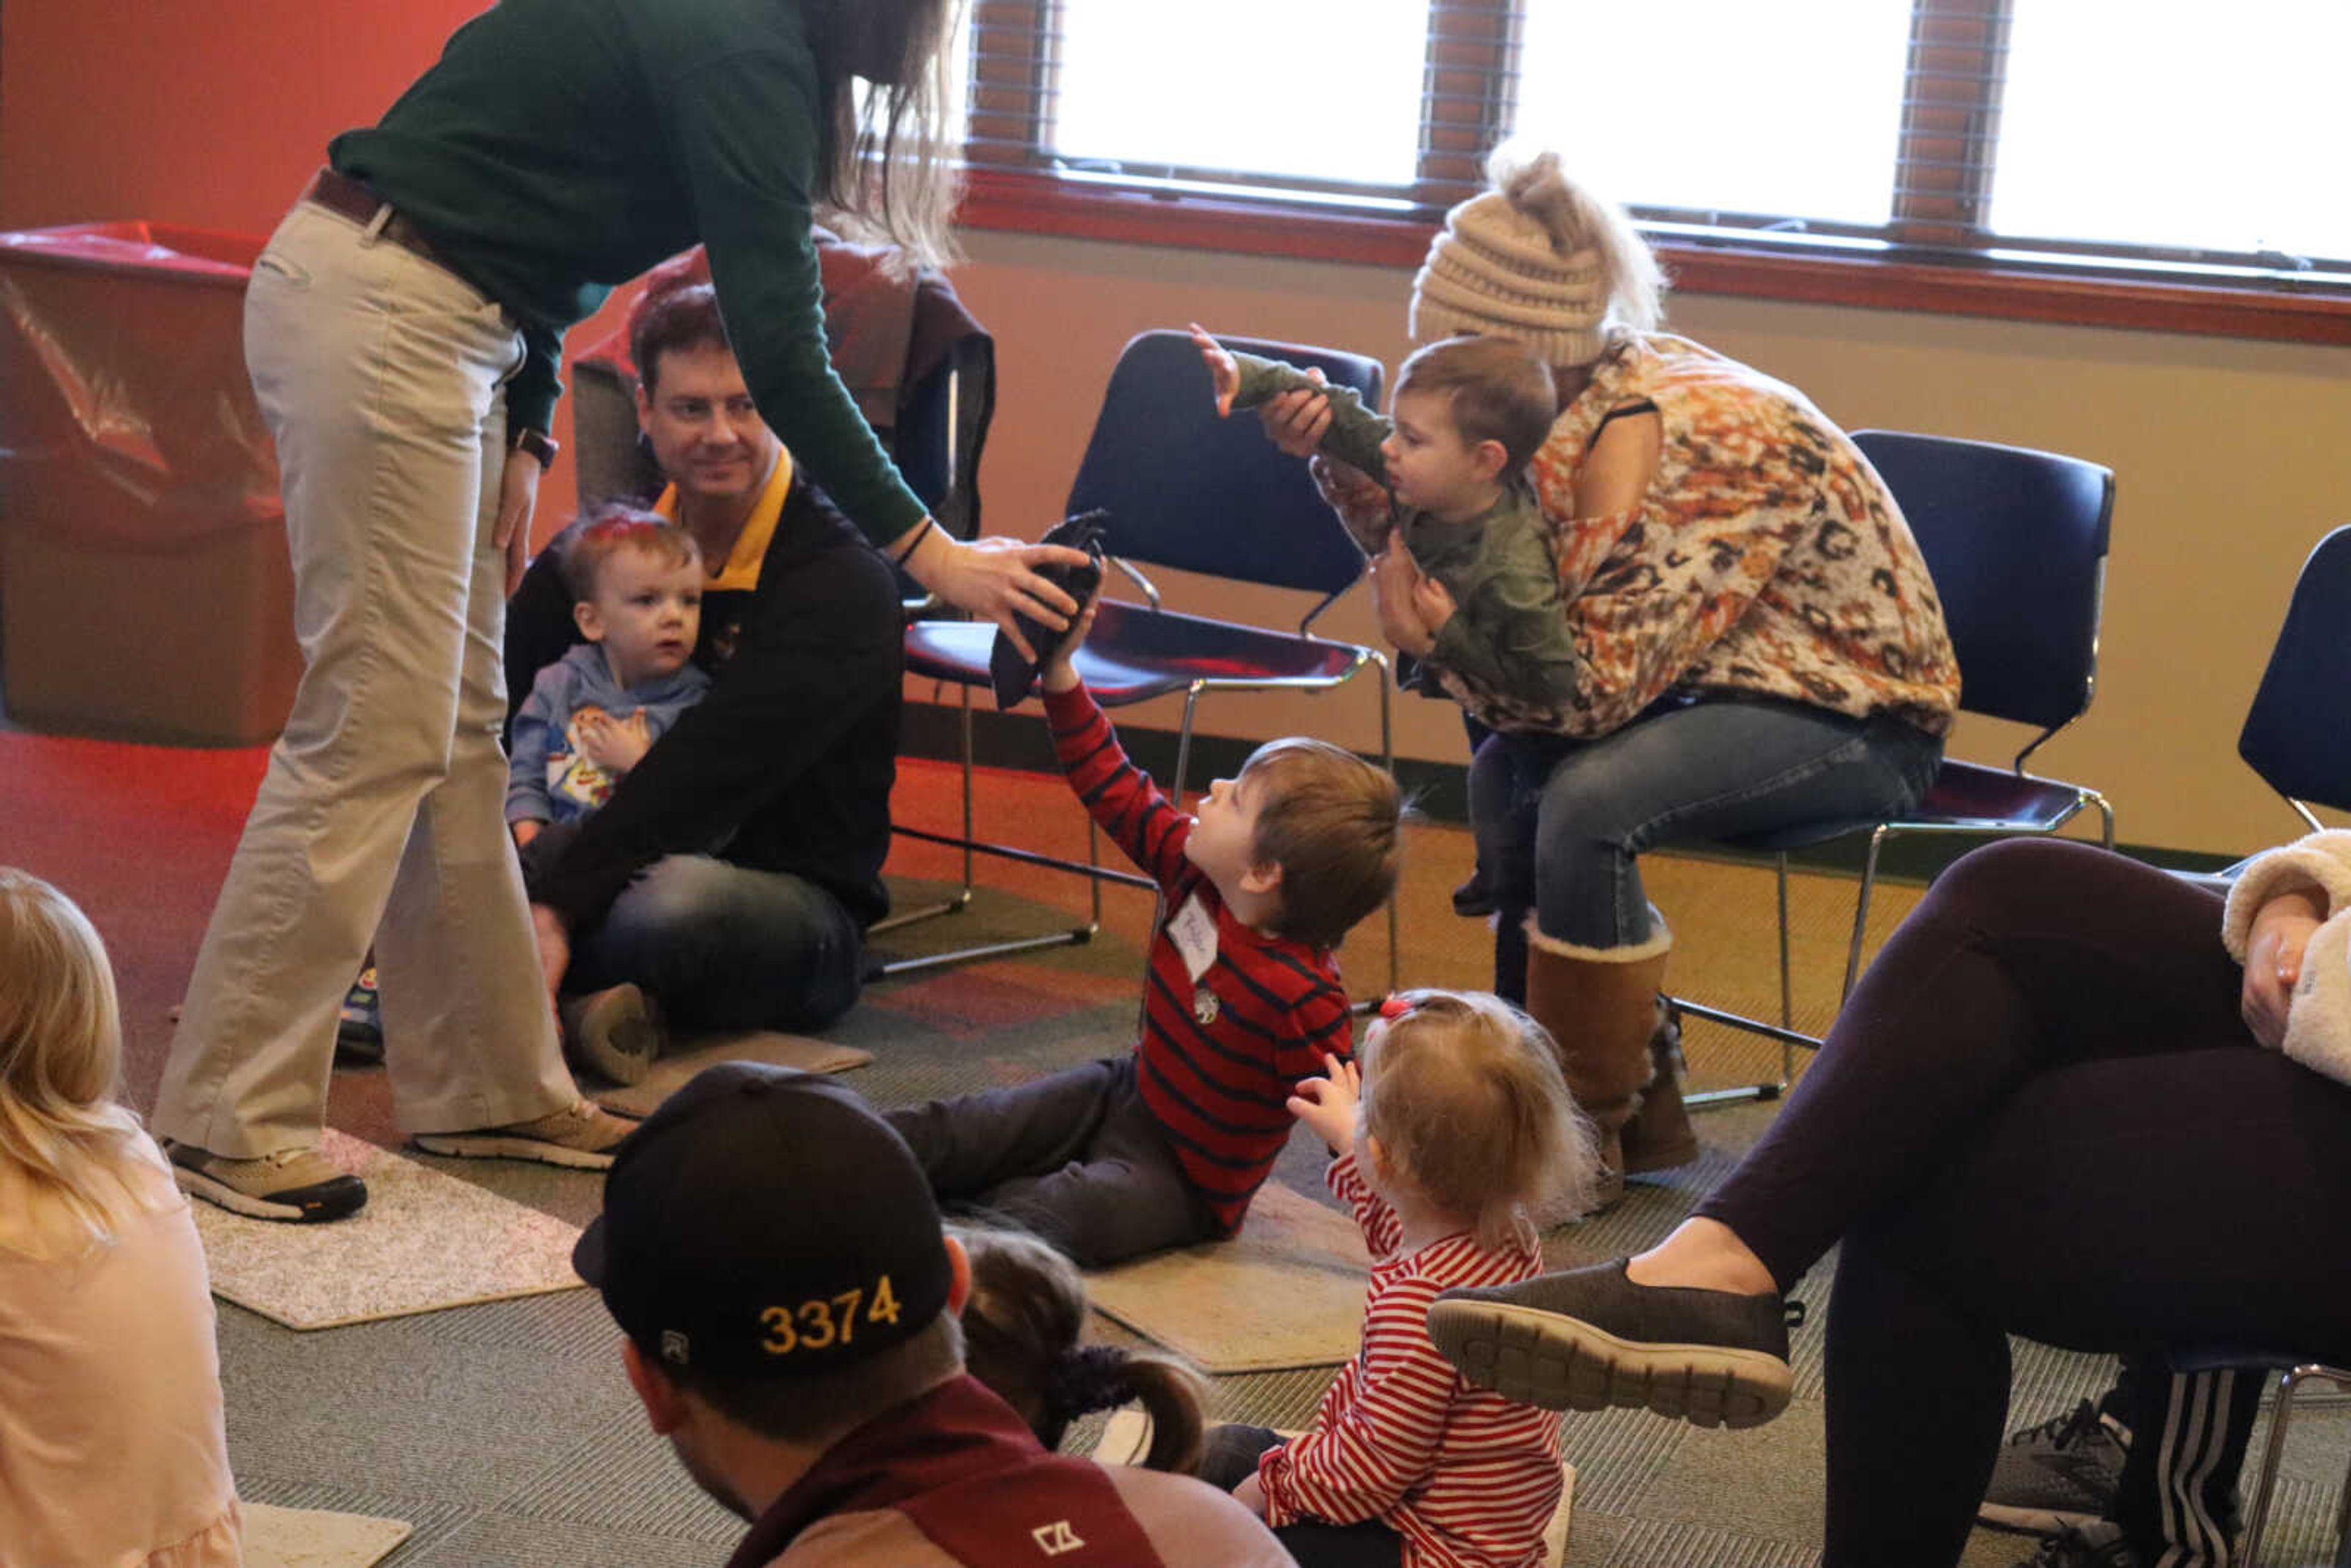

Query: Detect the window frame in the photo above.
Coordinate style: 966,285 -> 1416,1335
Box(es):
955,0 -> 2351,347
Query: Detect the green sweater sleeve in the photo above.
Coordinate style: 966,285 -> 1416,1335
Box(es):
667,51 -> 928,549
1228,351 -> 1393,555
1229,353 -> 1391,482
1424,500 -> 1588,712
508,323 -> 564,439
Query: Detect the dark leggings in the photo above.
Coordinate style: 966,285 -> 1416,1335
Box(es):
1196,1425 -> 1404,1568
1692,839 -> 2351,1568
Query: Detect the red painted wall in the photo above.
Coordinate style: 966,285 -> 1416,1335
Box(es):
0,0 -> 479,233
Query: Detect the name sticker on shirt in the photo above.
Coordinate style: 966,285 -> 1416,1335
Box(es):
1168,893 -> 1220,982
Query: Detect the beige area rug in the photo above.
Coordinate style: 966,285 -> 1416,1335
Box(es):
590,1030 -> 874,1118
1095,1411 -> 1575,1565
242,1502 -> 412,1568
192,1131 -> 583,1330
1086,1183 -> 1371,1373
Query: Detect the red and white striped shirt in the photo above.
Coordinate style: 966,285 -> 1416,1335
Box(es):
1259,1155 -> 1564,1568
1044,686 -> 1354,1235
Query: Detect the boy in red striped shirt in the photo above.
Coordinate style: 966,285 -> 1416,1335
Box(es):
884,599 -> 1406,1267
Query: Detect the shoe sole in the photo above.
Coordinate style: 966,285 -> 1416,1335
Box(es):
1976,1502 -> 2105,1537
1426,1299 -> 1792,1429
568,988 -> 662,1087
408,1131 -> 618,1169
171,1164 -> 368,1223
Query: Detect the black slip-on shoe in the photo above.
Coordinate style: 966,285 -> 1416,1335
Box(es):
1427,1258 -> 1795,1428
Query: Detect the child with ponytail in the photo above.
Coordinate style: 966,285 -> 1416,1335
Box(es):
956,1225 -> 1210,1474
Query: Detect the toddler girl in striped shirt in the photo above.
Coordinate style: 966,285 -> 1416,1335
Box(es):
1197,989 -> 1599,1568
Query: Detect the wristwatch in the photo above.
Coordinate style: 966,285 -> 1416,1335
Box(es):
511,426 -> 561,470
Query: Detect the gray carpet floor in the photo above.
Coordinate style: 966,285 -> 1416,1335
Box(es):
210,844 -> 2351,1568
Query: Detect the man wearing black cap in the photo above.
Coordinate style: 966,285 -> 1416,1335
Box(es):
576,1063 -> 1296,1566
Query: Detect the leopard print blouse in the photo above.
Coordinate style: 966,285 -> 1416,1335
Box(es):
1431,332 -> 1960,739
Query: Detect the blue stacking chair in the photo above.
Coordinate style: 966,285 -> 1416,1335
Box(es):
2237,524 -> 2351,831
1678,431 -> 2118,1103
883,329 -> 1395,983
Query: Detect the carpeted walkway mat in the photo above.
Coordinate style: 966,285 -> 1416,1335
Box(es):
193,1131 -> 583,1330
1087,1182 -> 1371,1373
243,1502 -> 413,1568
588,1030 -> 872,1117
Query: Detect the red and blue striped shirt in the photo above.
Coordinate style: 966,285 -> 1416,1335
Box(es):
1044,685 -> 1354,1234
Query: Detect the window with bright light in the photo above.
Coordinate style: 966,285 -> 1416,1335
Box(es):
957,0 -> 2351,310
1512,1 -> 1913,228
1047,0 -> 1433,189
1990,2 -> 2351,264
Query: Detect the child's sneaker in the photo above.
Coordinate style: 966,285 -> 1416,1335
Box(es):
410,1100 -> 637,1168
1979,1400 -> 2129,1536
1427,1259 -> 1794,1428
165,1141 -> 369,1223
335,966 -> 384,1065
558,983 -> 666,1086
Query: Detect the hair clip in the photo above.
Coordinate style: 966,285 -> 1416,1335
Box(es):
1377,993 -> 1416,1021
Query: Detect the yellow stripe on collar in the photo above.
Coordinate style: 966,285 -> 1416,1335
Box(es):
651,447 -> 794,593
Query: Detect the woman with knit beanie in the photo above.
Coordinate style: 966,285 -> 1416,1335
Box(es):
1261,148 -> 1957,1205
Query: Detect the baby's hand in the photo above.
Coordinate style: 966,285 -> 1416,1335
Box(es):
1038,589 -> 1103,696
1286,1051 -> 1362,1156
1410,573 -> 1457,637
1188,322 -> 1241,418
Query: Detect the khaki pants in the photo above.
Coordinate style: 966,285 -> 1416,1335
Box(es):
152,198 -> 576,1157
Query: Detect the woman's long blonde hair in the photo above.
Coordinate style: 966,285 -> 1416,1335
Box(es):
0,869 -> 148,1250
804,0 -> 968,271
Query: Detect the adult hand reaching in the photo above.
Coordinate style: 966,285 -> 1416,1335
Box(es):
2243,887 -> 2325,1049
1254,370 -> 1332,459
897,525 -> 1091,661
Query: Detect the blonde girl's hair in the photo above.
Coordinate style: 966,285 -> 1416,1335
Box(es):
1359,990 -> 1600,1249
954,1226 -> 1209,1473
0,869 -> 149,1251
804,0 -> 968,272
1487,144 -> 1666,337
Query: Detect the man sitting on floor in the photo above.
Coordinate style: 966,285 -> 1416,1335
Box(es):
576,1062 -> 1295,1567
504,277 -> 903,1070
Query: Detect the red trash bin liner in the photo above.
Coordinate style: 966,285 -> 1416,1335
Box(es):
0,220 -> 296,745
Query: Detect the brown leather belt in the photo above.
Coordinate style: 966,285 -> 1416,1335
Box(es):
302,166 -> 459,276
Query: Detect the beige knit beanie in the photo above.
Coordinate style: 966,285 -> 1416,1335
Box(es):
1409,149 -> 1661,367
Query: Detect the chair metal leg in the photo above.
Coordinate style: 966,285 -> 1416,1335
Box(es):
2238,1365 -> 2304,1568
1378,657 -> 1397,993
1842,823 -> 1892,1002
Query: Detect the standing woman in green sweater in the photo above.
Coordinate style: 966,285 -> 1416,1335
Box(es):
154,0 -> 1075,1223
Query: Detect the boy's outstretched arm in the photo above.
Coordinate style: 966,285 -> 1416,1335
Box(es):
1188,324 -> 1392,488
1039,598 -> 1195,888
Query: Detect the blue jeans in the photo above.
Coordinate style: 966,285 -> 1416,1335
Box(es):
1469,696 -> 1942,984
568,854 -> 864,1033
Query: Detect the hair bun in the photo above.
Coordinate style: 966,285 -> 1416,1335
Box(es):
1043,1343 -> 1132,1422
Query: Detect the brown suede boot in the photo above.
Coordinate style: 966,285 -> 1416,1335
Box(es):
1621,996 -> 1700,1174
1522,915 -> 1674,1210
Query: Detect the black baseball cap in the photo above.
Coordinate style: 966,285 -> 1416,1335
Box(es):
573,1063 -> 953,1378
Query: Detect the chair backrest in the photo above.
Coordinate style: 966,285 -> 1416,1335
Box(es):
1852,429 -> 2114,736
2238,524 -> 2351,817
1063,329 -> 1385,599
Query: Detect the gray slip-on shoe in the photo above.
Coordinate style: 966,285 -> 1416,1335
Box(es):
1427,1258 -> 1794,1429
